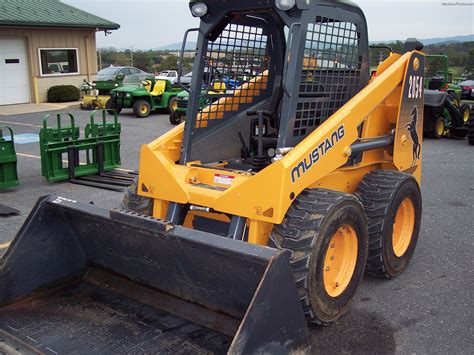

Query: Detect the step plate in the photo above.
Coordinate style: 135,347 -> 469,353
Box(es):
0,330 -> 41,355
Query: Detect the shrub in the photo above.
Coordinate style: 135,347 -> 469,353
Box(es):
47,85 -> 80,103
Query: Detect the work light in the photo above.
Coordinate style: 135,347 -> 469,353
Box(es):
191,2 -> 208,17
275,0 -> 296,11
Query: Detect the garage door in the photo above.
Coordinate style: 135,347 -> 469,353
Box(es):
0,39 -> 30,105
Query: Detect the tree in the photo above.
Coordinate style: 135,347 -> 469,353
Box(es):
465,48 -> 474,78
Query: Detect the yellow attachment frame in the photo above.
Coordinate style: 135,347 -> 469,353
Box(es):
81,95 -> 110,109
138,51 -> 424,246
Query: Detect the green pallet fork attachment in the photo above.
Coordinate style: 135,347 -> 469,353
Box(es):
84,110 -> 122,172
39,111 -> 134,191
0,126 -> 19,189
40,111 -> 120,181
0,196 -> 310,353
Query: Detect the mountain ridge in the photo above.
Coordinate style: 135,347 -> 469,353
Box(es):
370,34 -> 473,46
99,35 -> 473,51
159,35 -> 474,50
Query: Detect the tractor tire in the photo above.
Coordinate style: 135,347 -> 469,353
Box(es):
356,170 -> 422,279
430,116 -> 445,139
167,96 -> 178,114
106,99 -> 122,115
447,92 -> 460,108
269,189 -> 369,325
169,111 -> 183,125
120,177 -> 153,215
133,100 -> 151,118
467,116 -> 474,146
460,103 -> 471,124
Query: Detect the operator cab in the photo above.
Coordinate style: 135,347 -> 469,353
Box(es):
181,0 -> 369,172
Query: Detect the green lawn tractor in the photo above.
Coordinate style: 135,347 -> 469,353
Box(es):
108,79 -> 181,118
169,80 -> 240,125
426,55 -> 463,102
169,87 -> 226,125
423,90 -> 470,139
423,55 -> 471,139
169,90 -> 189,125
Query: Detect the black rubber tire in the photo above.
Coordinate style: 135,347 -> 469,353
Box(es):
133,100 -> 151,118
169,111 -> 182,125
106,99 -> 122,115
460,103 -> 471,124
467,116 -> 474,146
167,96 -> 178,114
449,127 -> 468,139
356,170 -> 422,279
447,92 -> 460,108
120,177 -> 153,215
269,189 -> 369,325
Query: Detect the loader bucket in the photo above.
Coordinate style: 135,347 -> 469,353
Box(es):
0,196 -> 310,354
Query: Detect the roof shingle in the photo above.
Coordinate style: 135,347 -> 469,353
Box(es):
0,0 -> 120,30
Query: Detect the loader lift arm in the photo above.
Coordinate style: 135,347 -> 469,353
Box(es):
138,51 -> 424,232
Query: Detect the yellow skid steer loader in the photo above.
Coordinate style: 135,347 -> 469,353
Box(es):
0,0 -> 425,353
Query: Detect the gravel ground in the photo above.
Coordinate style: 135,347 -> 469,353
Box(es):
0,108 -> 472,354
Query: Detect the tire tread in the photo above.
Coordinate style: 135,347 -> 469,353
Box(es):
269,189 -> 362,324
120,177 -> 153,215
467,115 -> 474,146
356,170 -> 415,278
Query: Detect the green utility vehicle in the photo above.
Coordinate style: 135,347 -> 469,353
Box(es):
107,78 -> 180,118
95,66 -> 154,94
81,67 -> 155,111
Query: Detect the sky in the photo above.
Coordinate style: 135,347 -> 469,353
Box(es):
64,0 -> 474,49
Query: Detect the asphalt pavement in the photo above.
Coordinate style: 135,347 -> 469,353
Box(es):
0,107 -> 472,354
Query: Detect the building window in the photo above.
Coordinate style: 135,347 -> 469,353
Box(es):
39,48 -> 79,76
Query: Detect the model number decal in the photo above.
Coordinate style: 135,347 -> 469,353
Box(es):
214,173 -> 234,186
52,196 -> 77,204
408,75 -> 423,99
291,125 -> 345,183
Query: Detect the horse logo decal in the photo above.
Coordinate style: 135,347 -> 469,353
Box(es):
405,106 -> 421,167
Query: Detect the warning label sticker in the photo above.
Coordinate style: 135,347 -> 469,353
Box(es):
214,174 -> 235,186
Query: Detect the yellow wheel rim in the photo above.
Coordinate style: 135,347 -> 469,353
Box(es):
463,110 -> 470,123
140,105 -> 148,114
171,100 -> 178,111
436,119 -> 444,136
323,224 -> 358,298
392,197 -> 415,257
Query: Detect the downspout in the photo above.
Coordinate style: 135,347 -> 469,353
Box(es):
25,35 -> 39,103
84,29 -> 96,82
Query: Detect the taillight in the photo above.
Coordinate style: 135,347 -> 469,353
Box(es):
464,86 -> 473,90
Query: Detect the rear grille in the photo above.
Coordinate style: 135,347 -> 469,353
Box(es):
178,99 -> 188,109
293,16 -> 363,139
